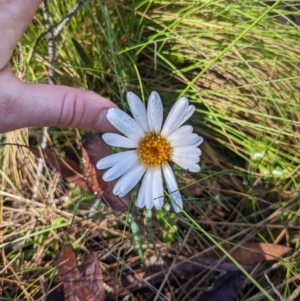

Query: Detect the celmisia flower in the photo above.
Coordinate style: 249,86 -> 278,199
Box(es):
96,91 -> 203,212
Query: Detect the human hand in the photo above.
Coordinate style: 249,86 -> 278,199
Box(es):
0,0 -> 117,133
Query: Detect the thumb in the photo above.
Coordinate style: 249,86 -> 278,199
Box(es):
0,70 -> 117,133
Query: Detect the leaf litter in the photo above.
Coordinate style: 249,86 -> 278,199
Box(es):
28,133 -> 291,300
41,239 -> 290,301
194,270 -> 243,301
30,133 -> 129,211
29,135 -> 291,300
52,245 -> 105,301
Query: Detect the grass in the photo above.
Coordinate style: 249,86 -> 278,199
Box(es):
1,0 -> 300,300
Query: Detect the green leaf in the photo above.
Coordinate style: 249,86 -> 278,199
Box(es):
71,37 -> 91,67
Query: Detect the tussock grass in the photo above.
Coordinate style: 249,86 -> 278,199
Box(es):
1,0 -> 300,300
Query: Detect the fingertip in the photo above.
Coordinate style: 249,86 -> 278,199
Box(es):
33,83 -> 118,132
54,87 -> 117,132
0,79 -> 118,132
96,107 -> 112,132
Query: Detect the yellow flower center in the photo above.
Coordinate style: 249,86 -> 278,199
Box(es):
137,133 -> 172,167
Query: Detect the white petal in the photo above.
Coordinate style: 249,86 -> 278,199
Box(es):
152,168 -> 164,209
107,108 -> 145,142
173,146 -> 202,157
147,91 -> 163,133
96,150 -> 136,169
102,152 -> 138,181
184,163 -> 200,172
162,164 -> 183,213
161,97 -> 189,136
127,91 -> 150,133
137,169 -> 153,209
190,137 -> 203,147
172,156 -> 201,172
172,154 -> 200,164
102,133 -> 138,148
167,125 -> 193,142
179,105 -> 195,127
113,163 -> 146,197
171,133 -> 203,147
137,174 -> 147,208
145,169 -> 155,210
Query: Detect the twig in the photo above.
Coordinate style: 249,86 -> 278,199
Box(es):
41,0 -> 55,84
198,219 -> 300,230
31,0 -> 54,203
264,273 -> 285,301
26,0 -> 90,73
53,0 -> 90,37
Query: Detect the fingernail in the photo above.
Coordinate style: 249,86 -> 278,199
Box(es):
98,108 -> 109,124
97,108 -> 114,132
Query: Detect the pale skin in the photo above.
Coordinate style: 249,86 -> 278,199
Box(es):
0,0 -> 117,133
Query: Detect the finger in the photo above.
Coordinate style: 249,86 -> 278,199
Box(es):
0,71 -> 117,133
0,0 -> 43,69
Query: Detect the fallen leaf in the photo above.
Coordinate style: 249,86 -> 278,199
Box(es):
30,134 -> 130,211
82,133 -> 130,211
54,245 -> 105,301
80,252 -> 105,297
41,277 -> 64,301
194,270 -> 242,301
30,147 -> 85,187
224,242 -> 291,265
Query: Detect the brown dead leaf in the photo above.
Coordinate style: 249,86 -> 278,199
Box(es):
82,133 -> 130,211
30,147 -> 85,187
80,252 -> 105,297
30,134 -> 130,211
224,242 -> 291,265
55,245 -> 105,301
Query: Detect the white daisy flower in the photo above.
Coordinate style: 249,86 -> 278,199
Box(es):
96,91 -> 203,213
